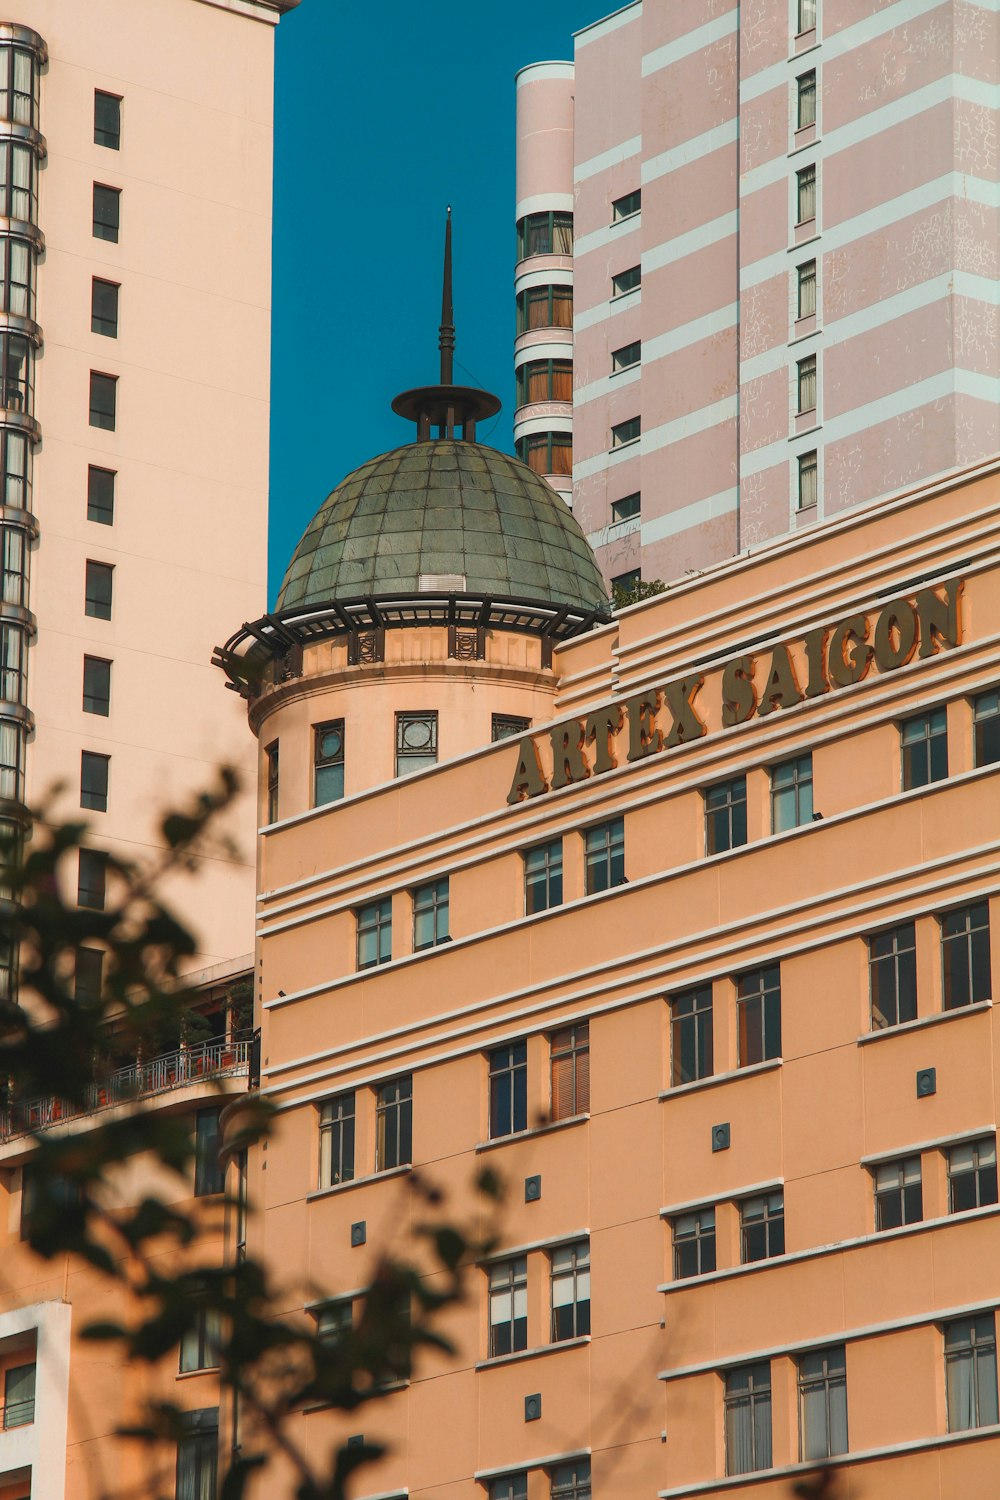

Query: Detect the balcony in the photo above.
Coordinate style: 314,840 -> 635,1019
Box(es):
0,1036 -> 251,1142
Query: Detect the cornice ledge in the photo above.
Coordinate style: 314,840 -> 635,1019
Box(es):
194,0 -> 300,24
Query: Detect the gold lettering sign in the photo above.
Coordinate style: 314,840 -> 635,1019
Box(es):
506,579 -> 964,805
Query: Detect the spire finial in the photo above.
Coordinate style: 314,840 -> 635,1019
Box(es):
439,205 -> 454,386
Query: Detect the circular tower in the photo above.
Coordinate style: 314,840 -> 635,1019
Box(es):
215,215 -> 608,826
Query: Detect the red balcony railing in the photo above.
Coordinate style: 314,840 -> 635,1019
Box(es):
1,1036 -> 251,1141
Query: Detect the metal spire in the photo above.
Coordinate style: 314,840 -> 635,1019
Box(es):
439,205 -> 455,386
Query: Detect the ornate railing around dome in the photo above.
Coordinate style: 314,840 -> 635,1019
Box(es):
212,589 -> 608,700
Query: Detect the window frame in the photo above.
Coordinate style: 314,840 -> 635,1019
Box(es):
313,718 -> 345,807
488,1254 -> 528,1358
873,1155 -> 922,1232
515,357 -> 573,406
797,448 -> 818,509
0,141 -> 36,222
583,816 -> 625,895
516,209 -> 573,259
94,89 -> 122,150
796,69 -> 817,129
87,465 -> 115,525
610,415 -> 641,448
84,559 -> 114,620
550,1021 -> 589,1120
770,753 -> 813,832
412,876 -> 449,951
670,984 -> 714,1087
945,1314 -> 999,1432
725,1361 -> 772,1475
612,264 -> 641,297
736,964 -> 782,1066
92,182 -> 121,243
515,283 -> 573,334
740,1190 -> 785,1263
611,189 -> 641,222
868,920 -> 917,1030
611,340 -> 641,373
88,370 -> 118,430
488,1040 -> 528,1139
175,1408 -> 219,1500
524,838 -> 563,915
797,259 -> 817,320
265,740 -> 278,823
374,1074 -> 412,1172
941,901 -> 991,1011
319,1091 -> 356,1188
972,688 -> 1000,768
673,1207 -> 716,1279
515,430 -> 572,477
80,750 -> 110,812
82,654 -> 111,716
796,163 -> 817,225
611,492 -> 641,523
194,1107 -> 224,1197
91,277 -> 120,338
179,1304 -> 222,1375
798,1344 -> 848,1461
0,234 -> 33,319
492,714 -> 531,742
356,897 -> 392,971
948,1136 -> 998,1214
796,352 -> 817,414
705,774 -> 748,855
2,1361 -> 34,1430
77,847 -> 107,911
900,706 -> 948,789
550,1239 -> 590,1342
395,709 -> 438,777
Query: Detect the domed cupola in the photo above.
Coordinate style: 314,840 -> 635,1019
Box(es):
214,212 -> 609,813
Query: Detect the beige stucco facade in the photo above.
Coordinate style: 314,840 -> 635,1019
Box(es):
242,455 -> 1000,1498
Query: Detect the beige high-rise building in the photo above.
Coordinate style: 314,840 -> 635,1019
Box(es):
0,3 -> 296,1497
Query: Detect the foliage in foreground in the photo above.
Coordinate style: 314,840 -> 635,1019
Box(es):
0,775 -> 501,1500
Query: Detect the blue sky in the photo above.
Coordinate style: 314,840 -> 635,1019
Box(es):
267,0 -> 613,601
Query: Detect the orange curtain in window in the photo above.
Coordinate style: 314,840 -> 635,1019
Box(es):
551,363 -> 573,401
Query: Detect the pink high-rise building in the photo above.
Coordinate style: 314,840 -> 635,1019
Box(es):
514,0 -> 999,589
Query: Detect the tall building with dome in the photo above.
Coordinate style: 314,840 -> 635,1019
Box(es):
221,209 -> 1000,1500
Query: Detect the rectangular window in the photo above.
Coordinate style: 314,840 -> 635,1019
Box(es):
611,415 -> 640,448
179,1306 -> 221,1374
89,371 -> 117,430
0,47 -> 38,128
741,1191 -> 785,1263
798,1345 -> 848,1460
319,1092 -> 355,1187
796,164 -> 816,225
492,714 -> 530,741
490,1475 -> 528,1500
356,898 -> 392,970
313,719 -> 344,805
611,340 -> 640,372
706,775 -> 747,855
516,431 -> 573,476
2,1362 -> 34,1429
87,465 -> 115,525
93,183 -> 120,242
2,428 -> 30,510
85,559 -> 113,619
516,209 -> 573,259
375,1075 -> 412,1170
83,655 -> 111,716
725,1362 -> 772,1474
75,945 -> 103,1002
80,750 -> 109,812
413,877 -> 449,950
551,1460 -> 591,1500
488,1255 -> 527,1357
0,526 -> 25,610
94,90 -> 121,149
874,1156 -> 922,1231
673,1208 -> 716,1279
550,1240 -> 590,1341
901,707 -> 948,789
516,358 -> 572,406
0,141 -> 35,221
584,817 -> 625,895
395,710 -> 437,776
91,277 -> 119,338
550,1022 -> 589,1119
0,331 -> 31,410
798,0 -> 817,32
942,902 -> 991,1010
611,568 -> 640,596
315,1299 -> 353,1344
0,236 -> 32,319
945,1315 -> 999,1431
796,353 -> 817,414
265,741 -> 278,823
612,264 -> 641,296
77,847 -> 107,910
525,839 -> 562,915
612,189 -> 641,221
973,689 -> 1000,768
611,492 -> 641,523
489,1041 -> 527,1138
868,922 -> 917,1029
771,754 -> 812,832
194,1108 -> 224,1196
798,449 -> 818,509
797,69 -> 817,129
515,285 -> 573,333
949,1137 -> 998,1213
175,1408 -> 218,1500
670,985 -> 713,1086
737,964 -> 782,1065
797,259 -> 817,319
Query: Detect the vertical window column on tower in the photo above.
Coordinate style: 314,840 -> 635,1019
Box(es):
0,25 -> 45,852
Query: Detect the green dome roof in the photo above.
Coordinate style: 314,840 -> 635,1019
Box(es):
277,441 -> 609,616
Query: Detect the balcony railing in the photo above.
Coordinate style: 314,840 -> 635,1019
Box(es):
0,1036 -> 251,1141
